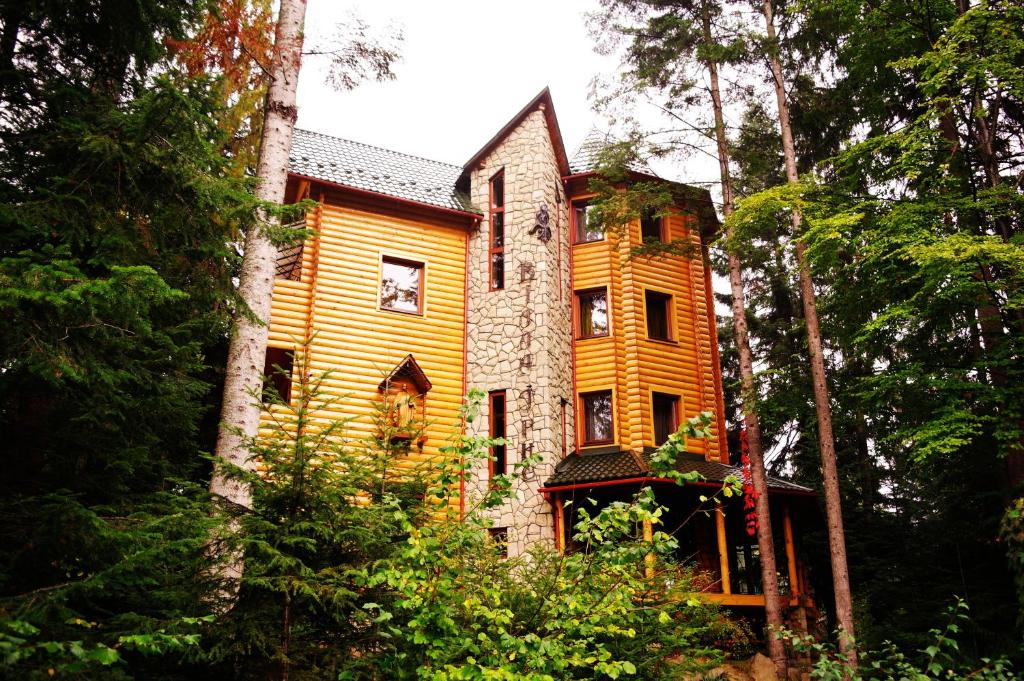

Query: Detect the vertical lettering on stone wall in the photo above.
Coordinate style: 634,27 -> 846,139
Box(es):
519,261 -> 535,283
520,307 -> 532,329
520,441 -> 536,481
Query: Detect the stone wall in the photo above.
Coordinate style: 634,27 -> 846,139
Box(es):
465,105 -> 574,557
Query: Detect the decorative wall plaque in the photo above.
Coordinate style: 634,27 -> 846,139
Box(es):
529,204 -> 552,243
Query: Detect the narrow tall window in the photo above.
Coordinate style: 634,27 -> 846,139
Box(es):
489,390 -> 507,479
489,170 -> 505,290
581,390 -> 613,445
652,392 -> 680,446
640,207 -> 664,242
645,290 -> 673,341
574,202 -> 603,243
263,347 -> 294,403
575,288 -> 609,338
381,256 -> 424,314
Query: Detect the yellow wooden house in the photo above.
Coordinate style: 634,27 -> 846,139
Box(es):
265,88 -> 816,617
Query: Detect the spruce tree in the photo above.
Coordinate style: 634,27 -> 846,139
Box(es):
0,2 -> 260,677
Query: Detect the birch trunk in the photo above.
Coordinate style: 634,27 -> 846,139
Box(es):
211,0 -> 308,510
760,0 -> 857,665
702,7 -> 787,675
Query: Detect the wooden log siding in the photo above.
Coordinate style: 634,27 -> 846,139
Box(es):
571,204 -> 723,459
261,187 -> 470,477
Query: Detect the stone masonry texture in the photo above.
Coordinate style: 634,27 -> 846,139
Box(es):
465,106 -> 574,558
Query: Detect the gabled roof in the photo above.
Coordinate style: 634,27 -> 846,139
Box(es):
543,448 -> 814,495
289,129 -> 479,215
378,354 -> 432,394
462,87 -> 570,177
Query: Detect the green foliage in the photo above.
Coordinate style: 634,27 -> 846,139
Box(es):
582,139 -> 705,264
201,348 -> 435,678
0,485 -> 226,679
199,359 -> 744,679
711,0 -> 1023,655
0,73 -> 260,498
0,3 -> 261,679
1001,498 -> 1024,627
1,615 -> 212,678
784,601 -> 1015,680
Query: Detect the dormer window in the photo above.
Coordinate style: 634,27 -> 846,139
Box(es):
489,170 -> 505,290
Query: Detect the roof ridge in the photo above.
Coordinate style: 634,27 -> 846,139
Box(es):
293,128 -> 462,171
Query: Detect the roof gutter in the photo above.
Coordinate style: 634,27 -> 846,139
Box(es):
288,172 -> 483,226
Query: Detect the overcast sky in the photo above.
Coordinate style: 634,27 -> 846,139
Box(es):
296,0 -> 671,173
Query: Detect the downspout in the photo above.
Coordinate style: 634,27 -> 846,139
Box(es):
459,218 -> 478,518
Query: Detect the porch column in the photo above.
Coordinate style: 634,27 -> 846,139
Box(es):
715,508 -> 731,594
783,503 -> 800,596
555,497 -> 565,553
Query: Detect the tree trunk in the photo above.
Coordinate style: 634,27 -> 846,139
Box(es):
702,7 -> 787,675
760,0 -> 857,666
0,4 -> 23,97
211,1 -> 307,511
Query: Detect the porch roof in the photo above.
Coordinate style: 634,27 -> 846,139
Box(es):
543,448 -> 814,495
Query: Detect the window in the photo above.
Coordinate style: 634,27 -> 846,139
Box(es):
574,202 -> 603,243
381,256 -> 423,314
575,288 -> 609,338
640,207 -> 664,242
263,347 -> 294,403
489,170 -> 505,290
488,527 -> 509,558
489,390 -> 506,479
581,391 -> 613,445
651,392 -> 680,446
645,290 -> 673,341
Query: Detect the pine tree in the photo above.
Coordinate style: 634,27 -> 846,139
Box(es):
0,2 -> 260,677
589,2 -> 789,672
756,0 -> 858,662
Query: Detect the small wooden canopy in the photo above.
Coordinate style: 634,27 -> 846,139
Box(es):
378,354 -> 432,394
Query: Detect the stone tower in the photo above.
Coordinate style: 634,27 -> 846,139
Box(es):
462,89 -> 573,556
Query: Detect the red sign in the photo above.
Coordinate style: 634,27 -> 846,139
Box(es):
739,429 -> 759,537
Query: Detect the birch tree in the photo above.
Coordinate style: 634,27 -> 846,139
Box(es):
209,1 -> 401,515
211,0 -> 308,513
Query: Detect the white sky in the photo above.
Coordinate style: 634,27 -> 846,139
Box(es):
295,0 -> 714,183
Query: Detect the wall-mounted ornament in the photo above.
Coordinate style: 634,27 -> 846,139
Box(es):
529,204 -> 552,243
